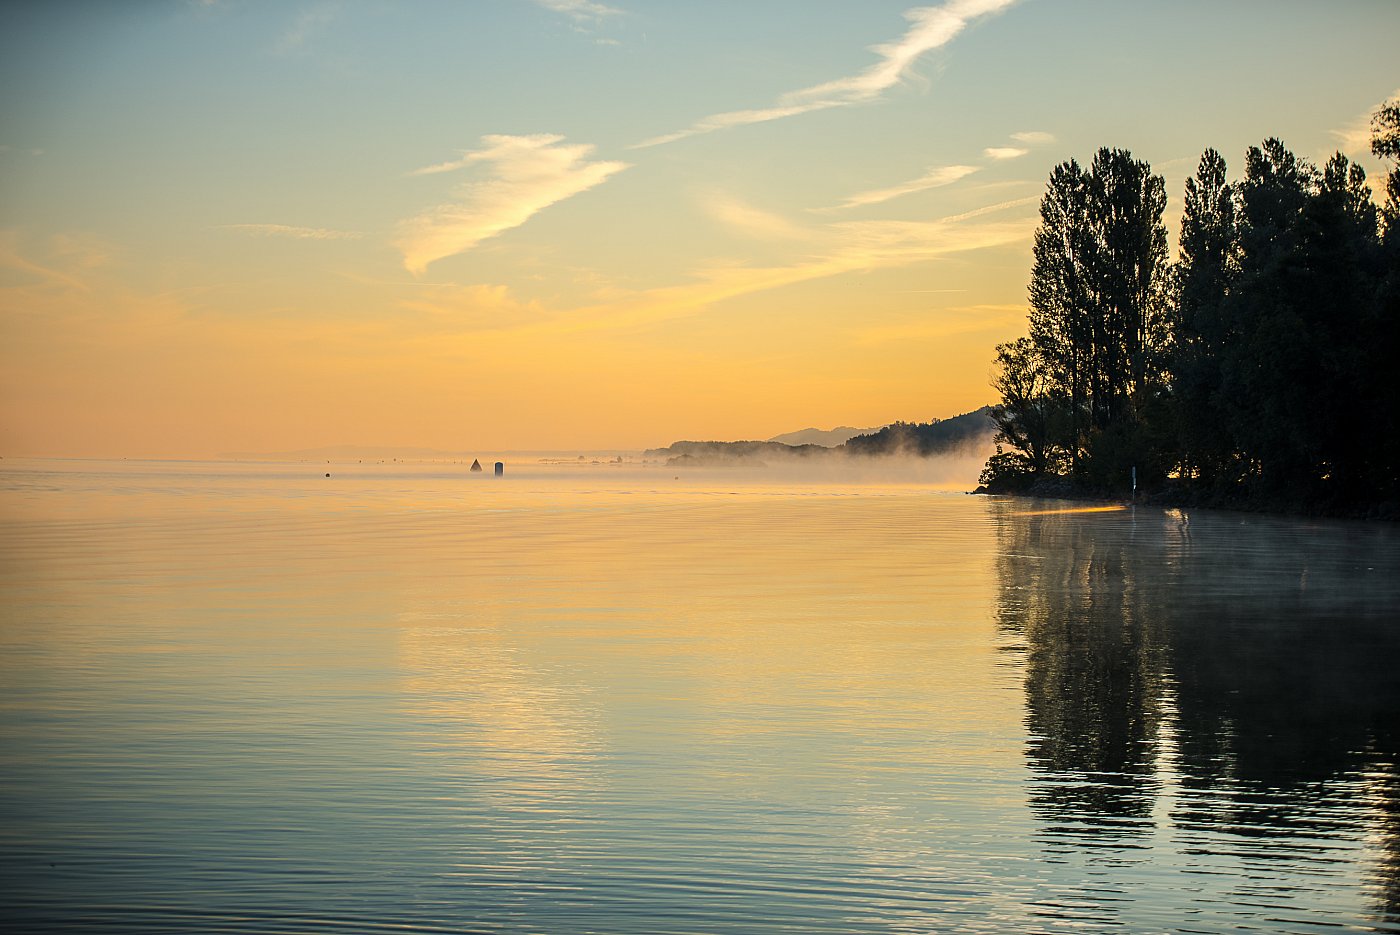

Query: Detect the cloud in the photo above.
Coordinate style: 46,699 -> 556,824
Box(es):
983,146 -> 1028,160
836,164 -> 980,209
1010,130 -> 1054,144
409,154 -> 476,177
937,195 -> 1039,223
392,282 -> 552,335
1332,87 -> 1400,158
397,134 -> 629,275
704,193 -> 820,241
634,0 -> 1019,148
537,196 -> 1036,336
223,223 -> 363,240
0,230 -> 118,294
381,192 -> 1036,345
637,102 -> 844,149
532,0 -> 622,21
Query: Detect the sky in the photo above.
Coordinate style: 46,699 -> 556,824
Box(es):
1,0 -> 1397,457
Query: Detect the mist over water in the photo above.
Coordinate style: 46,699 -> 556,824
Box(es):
2,459 -> 1398,933
647,439 -> 999,488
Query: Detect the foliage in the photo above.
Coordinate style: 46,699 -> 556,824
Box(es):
845,407 -> 995,456
1019,148 -> 1170,485
978,447 -> 1038,492
988,337 -> 1067,477
983,102 -> 1400,513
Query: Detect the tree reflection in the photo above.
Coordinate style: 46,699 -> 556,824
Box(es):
995,503 -> 1400,920
998,508 -> 1168,837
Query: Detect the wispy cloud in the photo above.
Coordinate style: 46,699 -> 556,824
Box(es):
223,223 -> 363,240
634,0 -> 1019,148
532,0 -> 622,21
638,102 -> 848,149
397,134 -> 629,275
0,230 -> 113,292
836,164 -> 980,209
395,282 -> 552,334
538,196 -> 1037,335
982,146 -> 1028,160
704,193 -> 820,241
1010,130 -> 1054,145
1332,87 -> 1400,158
937,194 -> 1038,223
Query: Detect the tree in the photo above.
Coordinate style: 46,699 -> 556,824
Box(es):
1085,147 -> 1171,429
988,337 -> 1064,482
1027,159 -> 1094,468
1213,139 -> 1317,497
1173,149 -> 1239,487
1210,139 -> 1387,504
1012,149 -> 1170,490
1369,99 -> 1400,501
1372,97 -> 1400,241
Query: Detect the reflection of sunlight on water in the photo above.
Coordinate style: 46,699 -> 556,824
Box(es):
398,613 -> 604,809
5,458 -> 1400,933
1008,504 -> 1128,516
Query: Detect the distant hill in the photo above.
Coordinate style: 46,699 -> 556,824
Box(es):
647,407 -> 995,465
766,426 -> 881,447
844,407 -> 996,456
642,440 -> 831,465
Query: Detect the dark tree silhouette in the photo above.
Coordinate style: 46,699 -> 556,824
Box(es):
1172,149 -> 1238,489
989,149 -> 1170,493
986,337 -> 1064,482
984,105 -> 1399,514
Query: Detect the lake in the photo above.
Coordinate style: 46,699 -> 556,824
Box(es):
2,458 -> 1398,933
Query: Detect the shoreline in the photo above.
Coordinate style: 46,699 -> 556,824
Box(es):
972,477 -> 1400,522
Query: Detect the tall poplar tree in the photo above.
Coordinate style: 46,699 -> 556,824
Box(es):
1016,149 -> 1169,489
1372,99 -> 1400,500
1173,149 -> 1239,487
1027,159 -> 1095,468
1085,147 -> 1170,430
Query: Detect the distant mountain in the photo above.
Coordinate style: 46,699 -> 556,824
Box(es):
642,440 -> 831,465
766,426 -> 881,447
647,407 -> 995,465
844,407 -> 996,456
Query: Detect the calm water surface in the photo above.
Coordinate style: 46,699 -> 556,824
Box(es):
2,459 -> 1398,933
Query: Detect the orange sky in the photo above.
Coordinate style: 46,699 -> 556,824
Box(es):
2,1 -> 1396,457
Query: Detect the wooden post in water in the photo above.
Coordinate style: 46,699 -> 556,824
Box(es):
494,462 -> 504,476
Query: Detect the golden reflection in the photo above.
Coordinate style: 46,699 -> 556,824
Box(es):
391,485 -> 1016,838
1007,504 -> 1128,516
397,611 -> 604,805
995,501 -> 1400,919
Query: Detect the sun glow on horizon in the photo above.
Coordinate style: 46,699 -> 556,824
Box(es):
1,2 -> 1396,457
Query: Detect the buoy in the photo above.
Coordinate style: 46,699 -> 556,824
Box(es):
494,461 -> 504,476
470,459 -> 482,472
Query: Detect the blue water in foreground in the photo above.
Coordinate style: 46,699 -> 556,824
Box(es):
2,458 -> 1398,933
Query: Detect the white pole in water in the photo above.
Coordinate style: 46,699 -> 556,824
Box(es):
1131,465 -> 1137,498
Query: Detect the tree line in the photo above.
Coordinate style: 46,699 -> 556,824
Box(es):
845,407 -> 993,456
983,100 -> 1400,514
